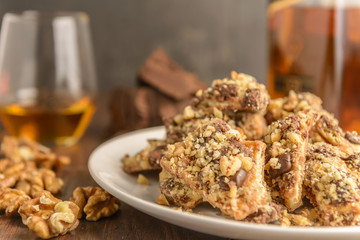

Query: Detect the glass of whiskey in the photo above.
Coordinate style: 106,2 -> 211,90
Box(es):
0,11 -> 97,146
267,0 -> 360,132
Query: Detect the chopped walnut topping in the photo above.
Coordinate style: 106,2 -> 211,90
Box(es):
156,194 -> 170,206
192,71 -> 269,113
183,106 -> 195,120
164,107 -> 266,149
219,156 -> 242,177
70,187 -> 120,221
280,208 -> 320,226
265,90 -> 325,124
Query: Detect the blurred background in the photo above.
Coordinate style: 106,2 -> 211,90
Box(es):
0,0 -> 268,90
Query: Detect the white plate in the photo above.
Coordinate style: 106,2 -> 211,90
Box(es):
88,126 -> 360,240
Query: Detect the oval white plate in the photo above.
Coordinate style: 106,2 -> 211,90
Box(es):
88,126 -> 360,240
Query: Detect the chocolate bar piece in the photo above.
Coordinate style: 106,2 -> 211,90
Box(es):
138,48 -> 206,100
106,86 -> 192,137
107,87 -> 161,136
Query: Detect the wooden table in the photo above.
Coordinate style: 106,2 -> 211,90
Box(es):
0,95 -> 226,240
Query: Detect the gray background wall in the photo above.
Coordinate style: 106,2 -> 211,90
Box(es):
0,0 -> 268,91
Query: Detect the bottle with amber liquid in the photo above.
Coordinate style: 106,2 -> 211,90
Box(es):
268,0 -> 360,132
0,11 -> 97,146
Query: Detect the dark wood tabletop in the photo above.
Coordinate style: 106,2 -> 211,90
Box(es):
0,94 -> 227,240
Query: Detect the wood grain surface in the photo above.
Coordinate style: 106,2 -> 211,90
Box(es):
0,95 -> 227,240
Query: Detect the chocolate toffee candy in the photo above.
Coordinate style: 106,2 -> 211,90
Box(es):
107,86 -> 192,136
107,87 -> 162,135
137,48 -> 206,100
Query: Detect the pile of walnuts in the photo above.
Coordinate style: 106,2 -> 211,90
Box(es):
0,136 -> 120,239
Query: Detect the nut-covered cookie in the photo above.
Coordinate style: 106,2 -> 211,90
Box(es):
158,169 -> 202,209
308,142 -> 360,175
160,118 -> 270,220
305,143 -> 360,226
122,139 -> 166,173
192,71 -> 269,113
310,114 -> 360,154
265,90 -> 324,124
264,110 -> 318,211
165,107 -> 266,144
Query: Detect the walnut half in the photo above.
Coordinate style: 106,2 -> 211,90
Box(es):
0,188 -> 30,216
1,136 -> 70,170
18,191 -> 79,239
16,168 -> 63,197
70,186 -> 120,221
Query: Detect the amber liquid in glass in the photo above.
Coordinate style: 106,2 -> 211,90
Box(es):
268,2 -> 360,132
0,97 -> 95,146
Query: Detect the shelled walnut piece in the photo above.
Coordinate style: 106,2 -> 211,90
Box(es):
15,168 -> 64,197
0,159 -> 37,189
70,186 -> 120,221
0,135 -> 122,238
18,191 -> 80,239
0,188 -> 31,217
1,136 -> 70,169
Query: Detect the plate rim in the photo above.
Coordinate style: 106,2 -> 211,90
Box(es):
88,126 -> 360,238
